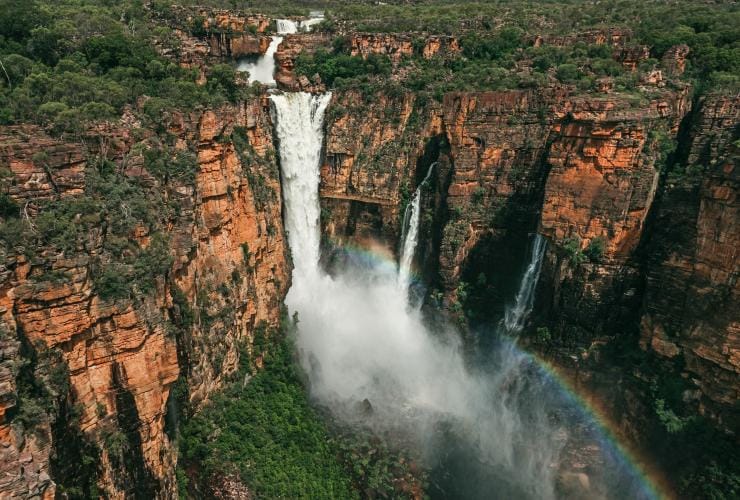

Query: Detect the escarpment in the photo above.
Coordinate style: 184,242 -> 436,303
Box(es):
640,93 -> 739,426
320,83 -> 736,434
0,98 -> 289,498
1,1 -> 737,496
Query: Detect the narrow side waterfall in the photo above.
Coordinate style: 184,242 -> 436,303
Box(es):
271,93 -> 655,500
504,233 -> 546,333
397,163 -> 436,292
237,36 -> 283,85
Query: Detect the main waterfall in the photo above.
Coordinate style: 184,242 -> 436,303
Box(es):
271,92 -> 656,500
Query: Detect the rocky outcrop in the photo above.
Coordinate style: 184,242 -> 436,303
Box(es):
274,33 -> 332,91
613,45 -> 651,71
155,10 -> 272,86
199,11 -> 271,34
439,90 -> 563,305
0,97 -> 289,498
661,44 -> 690,77
0,127 -> 86,204
532,28 -> 632,49
172,101 -> 289,406
350,33 -> 459,62
322,91 -> 443,248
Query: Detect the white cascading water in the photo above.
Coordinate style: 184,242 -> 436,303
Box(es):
276,19 -> 298,34
277,13 -> 324,35
397,163 -> 436,292
270,92 -> 331,275
236,36 -> 282,85
503,234 -> 547,333
272,92 -> 563,499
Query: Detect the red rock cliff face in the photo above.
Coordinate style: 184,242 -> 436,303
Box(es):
640,94 -> 739,426
350,33 -> 459,62
274,33 -> 332,91
439,90 -> 564,303
172,101 -> 289,406
0,98 -> 289,498
322,91 -> 443,249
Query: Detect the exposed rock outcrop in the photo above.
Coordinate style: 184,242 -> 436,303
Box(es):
350,33 -> 459,62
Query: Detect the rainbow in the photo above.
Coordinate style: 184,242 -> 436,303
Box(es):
326,241 -> 672,499
515,344 -> 673,500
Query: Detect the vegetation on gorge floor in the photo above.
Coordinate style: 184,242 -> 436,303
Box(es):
177,319 -> 423,498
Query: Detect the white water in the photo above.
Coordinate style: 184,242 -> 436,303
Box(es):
236,36 -> 282,85
277,13 -> 324,35
398,163 -> 436,292
503,234 -> 546,333
276,19 -> 298,34
272,92 -> 563,499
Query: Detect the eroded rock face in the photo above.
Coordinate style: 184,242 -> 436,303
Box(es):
640,94 -> 739,426
173,102 -> 289,407
322,91 -> 443,249
155,9 -> 272,86
350,33 -> 459,62
274,33 -> 332,91
0,127 -> 86,204
532,28 -> 632,49
0,98 -> 289,498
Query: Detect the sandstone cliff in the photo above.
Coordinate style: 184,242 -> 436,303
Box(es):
640,93 -> 739,427
0,97 -> 289,498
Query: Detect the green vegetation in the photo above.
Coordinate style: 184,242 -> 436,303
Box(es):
295,48 -> 391,87
178,324 -> 356,498
178,318 -> 423,498
0,0 -> 251,133
288,0 -> 736,95
561,237 -> 587,265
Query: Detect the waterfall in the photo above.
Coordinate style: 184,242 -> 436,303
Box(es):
277,11 -> 324,35
236,36 -> 283,85
270,92 -> 331,276
397,163 -> 436,292
503,234 -> 546,334
276,19 -> 298,34
270,94 -> 648,500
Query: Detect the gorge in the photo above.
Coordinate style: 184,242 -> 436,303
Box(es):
0,1 -> 737,499
273,91 -> 660,499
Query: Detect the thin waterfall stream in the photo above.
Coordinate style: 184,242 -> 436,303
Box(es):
270,91 -> 659,500
503,233 -> 547,333
397,162 -> 436,293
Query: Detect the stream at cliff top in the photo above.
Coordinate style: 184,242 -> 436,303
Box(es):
270,91 -> 658,500
237,14 -> 324,85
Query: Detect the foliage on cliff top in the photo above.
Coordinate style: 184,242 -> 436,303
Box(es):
0,0 -> 250,132
259,0 -> 739,91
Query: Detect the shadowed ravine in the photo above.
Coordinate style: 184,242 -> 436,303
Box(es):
271,91 -> 658,500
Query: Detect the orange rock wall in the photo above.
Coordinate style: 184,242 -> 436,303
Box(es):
640,94 -> 739,424
0,98 -> 289,498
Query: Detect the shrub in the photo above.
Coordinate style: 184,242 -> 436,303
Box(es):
0,193 -> 19,218
584,237 -> 606,263
562,237 -> 587,265
556,63 -> 581,83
